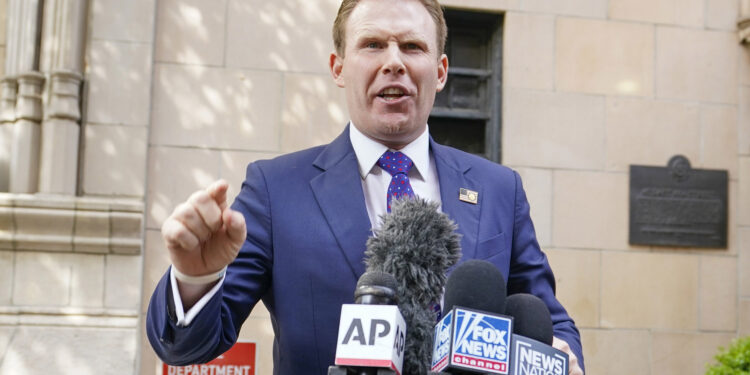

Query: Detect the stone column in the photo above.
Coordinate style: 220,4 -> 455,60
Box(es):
5,0 -> 44,193
38,70 -> 82,194
9,71 -> 43,193
0,78 -> 16,191
37,0 -> 89,194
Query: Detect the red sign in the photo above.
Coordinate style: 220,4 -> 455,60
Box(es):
162,342 -> 256,375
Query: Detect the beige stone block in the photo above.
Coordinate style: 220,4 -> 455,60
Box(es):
220,151 -> 280,202
700,256 -> 737,331
82,125 -> 148,196
741,228 -> 750,297
13,252 -> 71,306
140,325 -> 161,375
503,89 -> 605,169
155,0 -> 226,65
740,157 -> 750,226
545,248 -> 600,327
225,0 -> 338,73
151,64 -> 282,151
707,0 -> 741,30
605,97 -> 701,172
609,0 -> 703,26
69,253 -> 105,308
580,329 -> 650,375
515,168 -> 552,247
441,0 -> 519,11
0,327 -> 14,366
0,251 -> 11,305
556,18 -> 653,96
740,86 -> 750,155
87,40 -> 152,126
238,317 -> 275,375
105,254 -> 142,310
91,0 -> 156,42
141,229 -> 171,313
740,299 -> 750,336
656,27 -> 738,104
146,146 -> 221,229
0,326 -> 136,374
742,49 -> 750,86
601,252 -> 699,329
281,73 -> 349,153
552,171 -> 629,250
522,0 -> 606,18
503,12 -> 554,90
700,105 -> 739,177
651,332 -> 736,375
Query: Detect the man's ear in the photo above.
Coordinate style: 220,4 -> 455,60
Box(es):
436,54 -> 449,92
329,52 -> 345,88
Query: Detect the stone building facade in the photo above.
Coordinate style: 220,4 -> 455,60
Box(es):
0,0 -> 748,374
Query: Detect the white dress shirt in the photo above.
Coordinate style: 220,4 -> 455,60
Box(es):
172,123 -> 442,326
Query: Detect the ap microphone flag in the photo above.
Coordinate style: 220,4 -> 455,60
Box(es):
334,304 -> 406,374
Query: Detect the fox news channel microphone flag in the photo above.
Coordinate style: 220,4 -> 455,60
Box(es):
432,306 -> 513,374
334,304 -> 407,374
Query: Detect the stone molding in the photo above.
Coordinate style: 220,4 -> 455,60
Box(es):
0,193 -> 144,254
45,70 -> 82,121
0,78 -> 18,123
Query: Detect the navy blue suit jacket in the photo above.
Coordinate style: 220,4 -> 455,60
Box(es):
147,126 -> 583,374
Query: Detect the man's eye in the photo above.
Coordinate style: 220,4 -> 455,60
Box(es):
366,42 -> 380,48
404,43 -> 422,51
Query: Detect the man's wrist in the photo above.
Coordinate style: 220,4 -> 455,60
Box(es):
172,266 -> 227,285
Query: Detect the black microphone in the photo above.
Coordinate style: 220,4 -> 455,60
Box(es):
432,260 -> 512,374
504,294 -> 568,375
331,271 -> 406,375
365,197 -> 462,375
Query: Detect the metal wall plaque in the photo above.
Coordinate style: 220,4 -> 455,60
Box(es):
629,155 -> 728,248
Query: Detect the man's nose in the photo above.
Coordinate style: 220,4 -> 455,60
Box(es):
380,44 -> 405,75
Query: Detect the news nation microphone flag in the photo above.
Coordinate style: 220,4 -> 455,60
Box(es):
508,335 -> 569,375
431,307 -> 513,374
335,304 -> 407,375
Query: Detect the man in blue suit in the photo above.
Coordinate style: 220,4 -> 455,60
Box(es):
147,0 -> 585,374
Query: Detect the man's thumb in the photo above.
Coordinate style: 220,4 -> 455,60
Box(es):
224,209 -> 246,244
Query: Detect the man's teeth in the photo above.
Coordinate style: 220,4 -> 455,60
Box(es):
380,88 -> 405,97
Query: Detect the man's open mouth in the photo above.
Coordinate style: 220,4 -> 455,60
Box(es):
378,87 -> 407,101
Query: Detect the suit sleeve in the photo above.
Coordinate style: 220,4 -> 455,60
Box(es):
145,162 -> 274,365
507,170 -> 585,371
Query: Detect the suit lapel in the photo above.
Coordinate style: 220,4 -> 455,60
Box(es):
310,126 -> 371,279
431,139 -> 481,261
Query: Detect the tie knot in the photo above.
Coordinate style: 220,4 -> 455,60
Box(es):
377,151 -> 414,177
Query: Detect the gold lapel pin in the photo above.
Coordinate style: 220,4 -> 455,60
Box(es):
459,188 -> 478,204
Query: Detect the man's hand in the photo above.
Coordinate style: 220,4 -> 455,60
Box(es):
552,337 -> 584,375
162,180 -> 247,277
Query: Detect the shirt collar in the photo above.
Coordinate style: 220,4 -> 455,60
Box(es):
349,122 -> 431,180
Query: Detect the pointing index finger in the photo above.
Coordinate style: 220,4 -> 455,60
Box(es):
207,179 -> 230,210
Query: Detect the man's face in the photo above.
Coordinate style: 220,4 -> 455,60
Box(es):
329,0 -> 448,149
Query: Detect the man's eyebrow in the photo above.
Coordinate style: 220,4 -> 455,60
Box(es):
353,28 -> 428,42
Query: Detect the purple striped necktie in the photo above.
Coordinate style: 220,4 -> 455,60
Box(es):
377,151 -> 415,212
